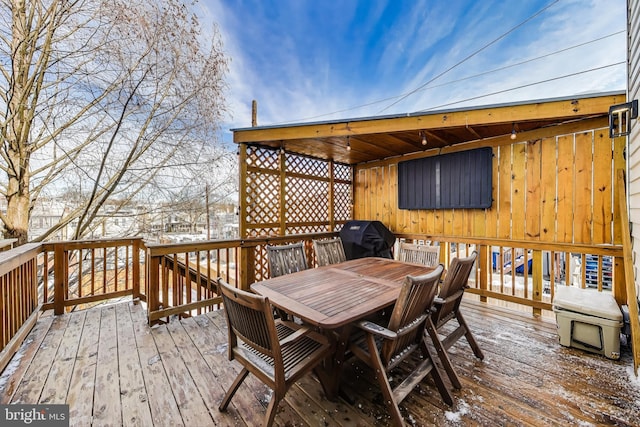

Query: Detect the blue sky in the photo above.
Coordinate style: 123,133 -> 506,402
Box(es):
199,0 -> 626,144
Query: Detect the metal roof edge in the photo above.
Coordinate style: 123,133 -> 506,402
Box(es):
230,90 -> 625,133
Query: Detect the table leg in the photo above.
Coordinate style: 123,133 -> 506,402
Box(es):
315,325 -> 353,402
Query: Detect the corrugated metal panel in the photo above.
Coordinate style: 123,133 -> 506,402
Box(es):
398,148 -> 493,210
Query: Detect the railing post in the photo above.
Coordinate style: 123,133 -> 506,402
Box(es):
478,245 -> 489,303
53,244 -> 65,315
532,249 -> 543,317
239,244 -> 255,291
147,249 -> 160,323
132,239 -> 141,300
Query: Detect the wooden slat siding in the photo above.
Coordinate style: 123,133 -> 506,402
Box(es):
593,130 -> 613,244
575,131 -> 593,244
130,298 -> 185,426
498,144 -> 512,239
39,310 -> 85,405
373,166 -> 381,222
526,138 -> 542,240
66,308 -> 100,426
613,135 -> 626,244
556,134 -> 574,243
357,168 -> 368,221
541,136 -> 557,241
389,163 -> 398,232
115,302 -> 154,426
511,142 -> 526,240
11,314 -> 70,403
485,147 -> 499,238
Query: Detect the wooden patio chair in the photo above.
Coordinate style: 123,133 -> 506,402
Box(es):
425,251 -> 484,390
398,241 -> 440,267
347,264 -> 453,426
217,278 -> 333,427
313,237 -> 347,266
266,242 -> 308,278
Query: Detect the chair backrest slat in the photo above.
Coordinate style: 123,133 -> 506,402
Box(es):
433,251 -> 478,327
382,264 -> 444,363
266,242 -> 308,277
313,237 -> 347,266
219,280 -> 279,359
398,242 -> 440,267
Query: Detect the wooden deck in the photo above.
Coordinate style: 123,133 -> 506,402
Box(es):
1,297 -> 639,426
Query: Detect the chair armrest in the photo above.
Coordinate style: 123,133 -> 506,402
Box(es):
354,320 -> 397,340
279,324 -> 312,347
433,290 -> 464,306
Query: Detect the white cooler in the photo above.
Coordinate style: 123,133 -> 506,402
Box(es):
552,286 -> 623,360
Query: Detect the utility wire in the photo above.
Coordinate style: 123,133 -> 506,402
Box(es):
416,30 -> 625,93
277,29 -> 623,124
415,61 -> 626,113
376,0 -> 561,114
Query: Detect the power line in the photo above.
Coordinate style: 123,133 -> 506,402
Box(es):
376,0 -> 562,113
276,29 -> 624,124
415,30 -> 625,94
415,61 -> 626,113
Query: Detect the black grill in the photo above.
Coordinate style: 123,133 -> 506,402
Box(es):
339,220 -> 396,260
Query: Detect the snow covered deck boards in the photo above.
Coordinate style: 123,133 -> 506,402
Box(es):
1,297 -> 639,426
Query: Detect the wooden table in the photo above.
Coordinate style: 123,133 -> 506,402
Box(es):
250,257 -> 435,399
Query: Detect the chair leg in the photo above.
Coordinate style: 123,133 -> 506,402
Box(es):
421,337 -> 454,406
425,321 -> 462,389
219,367 -> 249,411
366,335 -> 405,427
264,392 -> 283,427
456,311 -> 484,360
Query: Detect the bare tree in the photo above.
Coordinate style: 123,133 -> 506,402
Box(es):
0,0 -> 229,245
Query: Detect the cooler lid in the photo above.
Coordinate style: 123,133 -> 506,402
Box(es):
553,286 -> 622,321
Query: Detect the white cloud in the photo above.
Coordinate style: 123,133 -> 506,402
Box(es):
201,0 -> 627,136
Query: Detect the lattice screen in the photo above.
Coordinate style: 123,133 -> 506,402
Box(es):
242,145 -> 353,277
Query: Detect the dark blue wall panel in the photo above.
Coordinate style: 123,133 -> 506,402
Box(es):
398,147 -> 493,209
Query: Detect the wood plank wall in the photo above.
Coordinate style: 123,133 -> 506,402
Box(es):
354,126 -> 625,247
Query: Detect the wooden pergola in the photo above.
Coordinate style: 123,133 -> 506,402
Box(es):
232,91 -> 640,373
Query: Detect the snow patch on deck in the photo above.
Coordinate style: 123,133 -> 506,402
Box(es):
444,399 -> 470,423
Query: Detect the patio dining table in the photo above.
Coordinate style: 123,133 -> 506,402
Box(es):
250,256 -> 435,400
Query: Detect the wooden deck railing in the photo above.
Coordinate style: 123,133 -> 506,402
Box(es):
41,238 -> 145,314
0,232 -> 627,370
144,232 -> 336,323
397,234 -> 625,316
0,243 -> 41,372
